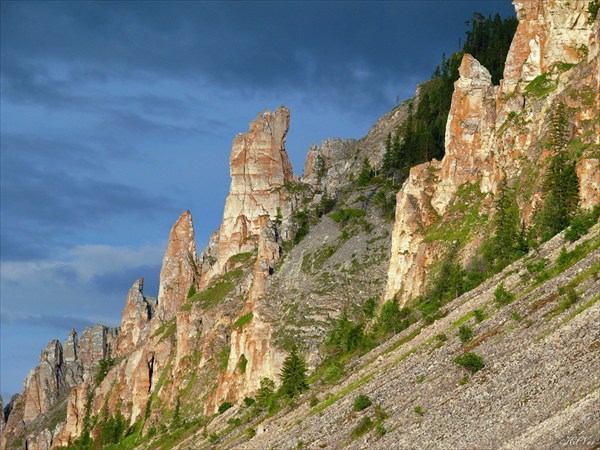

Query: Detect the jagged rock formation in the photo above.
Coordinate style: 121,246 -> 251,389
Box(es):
156,210 -> 197,322
0,326 -> 117,449
302,101 -> 410,191
384,0 -> 599,305
200,106 -> 294,284
2,2 -> 598,448
115,279 -> 157,357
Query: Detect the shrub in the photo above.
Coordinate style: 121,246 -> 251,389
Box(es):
322,362 -> 344,384
238,354 -> 248,374
414,406 -> 424,415
454,352 -> 485,373
458,325 -> 473,344
187,284 -> 196,298
246,427 -> 256,439
209,433 -> 219,443
494,282 -> 515,306
473,309 -> 485,322
353,394 -> 372,411
363,297 -> 377,319
218,402 -> 233,414
435,333 -> 448,342
510,311 -> 523,322
309,396 -> 319,407
352,417 -> 374,438
243,397 -> 255,407
375,423 -> 386,436
377,299 -> 413,334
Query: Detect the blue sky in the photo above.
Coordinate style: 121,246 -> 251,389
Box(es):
0,1 -> 515,400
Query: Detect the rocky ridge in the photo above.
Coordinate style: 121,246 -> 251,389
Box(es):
384,0 -> 599,305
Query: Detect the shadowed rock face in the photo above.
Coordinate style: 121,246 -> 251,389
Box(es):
200,106 -> 294,284
115,278 -> 157,357
384,0 -> 599,306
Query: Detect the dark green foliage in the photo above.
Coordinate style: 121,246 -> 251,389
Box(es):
325,311 -> 365,357
218,402 -> 233,414
589,0 -> 599,23
353,394 -> 372,411
209,433 -> 219,443
494,282 -> 515,306
95,346 -> 115,385
352,417 -> 374,438
492,176 -> 522,269
435,333 -> 448,342
376,299 -> 413,335
458,325 -> 473,344
238,354 -> 248,374
172,396 -> 182,429
98,409 -> 127,446
329,208 -> 365,225
357,157 -> 374,186
256,378 -> 278,412
187,284 -> 196,299
363,297 -> 377,319
372,189 -> 397,221
454,352 -> 485,373
322,361 -> 344,385
317,188 -> 337,217
279,347 -> 309,399
243,397 -> 256,407
565,206 -> 600,242
246,427 -> 257,439
473,309 -> 485,323
381,14 -> 516,183
292,209 -> 310,244
536,103 -> 580,241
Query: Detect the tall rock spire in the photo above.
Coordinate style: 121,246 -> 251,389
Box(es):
201,106 -> 294,283
157,210 -> 197,321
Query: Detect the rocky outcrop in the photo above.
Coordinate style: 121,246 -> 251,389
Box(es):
302,101 -> 410,191
384,0 -> 599,305
201,106 -> 294,284
115,279 -> 157,356
207,223 -> 285,414
156,210 -> 197,322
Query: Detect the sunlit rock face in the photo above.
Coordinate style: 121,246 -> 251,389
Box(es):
156,210 -> 197,322
384,1 -> 599,306
200,106 -> 294,285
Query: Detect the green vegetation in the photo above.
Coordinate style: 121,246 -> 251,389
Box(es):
352,417 -> 374,439
95,346 -> 116,385
353,394 -> 372,411
292,209 -> 310,244
473,309 -> 485,322
414,406 -> 424,415
233,312 -> 253,329
363,297 -> 377,319
376,299 -> 414,335
279,347 -> 309,399
454,352 -> 485,373
238,354 -> 248,374
228,251 -> 255,264
458,325 -> 474,344
495,282 -> 515,306
566,207 -> 600,242
329,208 -> 365,225
357,157 -> 374,186
381,13 -> 516,183
589,0 -> 599,23
525,73 -> 558,98
218,402 -> 233,414
187,284 -> 196,299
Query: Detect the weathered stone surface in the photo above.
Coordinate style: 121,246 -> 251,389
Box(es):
200,107 -> 294,284
384,1 -> 599,305
502,0 -> 595,93
115,278 -> 157,356
156,210 -> 197,322
77,325 -> 119,378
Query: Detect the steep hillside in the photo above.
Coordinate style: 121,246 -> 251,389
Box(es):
184,224 -> 600,449
1,1 -> 598,449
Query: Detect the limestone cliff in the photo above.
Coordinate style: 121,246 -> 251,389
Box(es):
200,106 -> 294,285
384,0 -> 599,305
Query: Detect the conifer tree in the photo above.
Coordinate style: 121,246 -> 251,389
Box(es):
279,347 -> 309,399
538,103 -> 579,240
493,176 -> 519,267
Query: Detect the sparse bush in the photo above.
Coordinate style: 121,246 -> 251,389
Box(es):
353,394 -> 372,411
414,406 -> 424,415
218,402 -> 233,414
309,395 -> 319,407
435,333 -> 448,342
352,416 -> 374,438
243,397 -> 255,407
454,352 -> 485,373
510,311 -> 523,322
246,427 -> 256,439
375,423 -> 386,436
473,309 -> 485,322
363,297 -> 377,319
458,325 -> 473,343
209,433 -> 219,443
494,282 -> 515,306
377,299 -> 413,334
